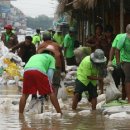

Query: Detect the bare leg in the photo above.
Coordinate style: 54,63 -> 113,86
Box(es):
91,98 -> 97,110
19,94 -> 29,114
72,93 -> 80,110
125,83 -> 130,103
54,87 -> 58,97
49,92 -> 62,114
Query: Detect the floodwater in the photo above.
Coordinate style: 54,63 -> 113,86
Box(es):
0,86 -> 130,130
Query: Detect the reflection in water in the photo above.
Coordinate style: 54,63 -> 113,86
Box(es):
0,85 -> 130,130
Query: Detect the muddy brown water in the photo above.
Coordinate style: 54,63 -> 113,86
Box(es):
0,85 -> 130,130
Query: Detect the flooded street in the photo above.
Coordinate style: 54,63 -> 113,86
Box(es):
0,86 -> 130,130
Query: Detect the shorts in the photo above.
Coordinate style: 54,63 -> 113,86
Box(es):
66,56 -> 77,66
122,62 -> 130,83
23,70 -> 53,95
112,66 -> 125,87
52,68 -> 61,89
74,79 -> 98,101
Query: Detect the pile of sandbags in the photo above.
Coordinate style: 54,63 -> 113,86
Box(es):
64,65 -> 77,87
0,42 -> 24,86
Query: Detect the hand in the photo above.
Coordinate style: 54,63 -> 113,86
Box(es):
107,61 -> 112,67
115,64 -> 121,70
107,66 -> 114,72
9,48 -> 12,52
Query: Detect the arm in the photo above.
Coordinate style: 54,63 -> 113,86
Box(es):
88,76 -> 104,94
109,47 -> 115,61
1,33 -> 6,44
59,47 -> 65,72
11,43 -> 22,52
47,68 -> 55,83
115,49 -> 120,65
36,42 -> 46,53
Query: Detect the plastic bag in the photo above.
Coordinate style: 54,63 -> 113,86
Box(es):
57,86 -> 68,100
105,72 -> 121,103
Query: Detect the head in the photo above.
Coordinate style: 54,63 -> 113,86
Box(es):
104,25 -> 113,38
69,27 -> 75,36
126,24 -> 130,38
25,36 -> 32,46
42,31 -> 51,41
36,29 -> 40,34
90,49 -> 107,69
95,24 -> 103,36
4,24 -> 13,34
48,28 -> 53,33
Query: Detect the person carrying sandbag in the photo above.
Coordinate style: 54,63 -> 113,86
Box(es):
72,49 -> 107,110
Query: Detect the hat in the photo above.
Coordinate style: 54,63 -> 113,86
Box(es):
42,31 -> 51,40
69,27 -> 75,32
90,49 -> 106,63
4,24 -> 13,30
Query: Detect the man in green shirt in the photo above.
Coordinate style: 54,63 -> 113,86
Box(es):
53,29 -> 64,47
63,27 -> 76,65
1,24 -> 18,50
116,24 -> 130,103
108,33 -> 126,99
19,49 -> 62,114
32,29 -> 41,48
72,49 -> 106,110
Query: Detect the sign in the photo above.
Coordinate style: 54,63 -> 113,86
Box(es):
0,5 -> 10,13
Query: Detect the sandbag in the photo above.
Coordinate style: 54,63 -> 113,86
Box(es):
105,72 -> 121,103
74,46 -> 91,64
57,86 -> 68,100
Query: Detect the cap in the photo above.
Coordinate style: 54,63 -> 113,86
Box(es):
4,24 -> 13,30
90,49 -> 107,63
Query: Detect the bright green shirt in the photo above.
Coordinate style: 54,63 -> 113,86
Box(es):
32,34 -> 41,45
53,33 -> 64,46
117,34 -> 130,62
24,54 -> 55,74
112,33 -> 126,66
63,34 -> 75,58
77,56 -> 99,86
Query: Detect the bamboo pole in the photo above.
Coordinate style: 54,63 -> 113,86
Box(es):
120,0 -> 124,33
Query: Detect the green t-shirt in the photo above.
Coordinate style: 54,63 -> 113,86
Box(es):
24,54 -> 55,74
112,33 -> 126,66
63,34 -> 75,58
77,56 -> 99,86
53,33 -> 64,46
32,34 -> 41,45
116,34 -> 130,62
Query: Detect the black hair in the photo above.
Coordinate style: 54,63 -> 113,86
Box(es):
104,25 -> 113,33
36,29 -> 40,33
42,33 -> 51,41
95,24 -> 103,31
25,36 -> 32,41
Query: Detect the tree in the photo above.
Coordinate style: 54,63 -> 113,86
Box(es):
26,15 -> 53,30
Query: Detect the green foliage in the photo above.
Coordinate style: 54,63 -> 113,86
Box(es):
26,15 -> 53,30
